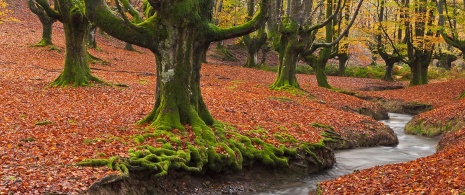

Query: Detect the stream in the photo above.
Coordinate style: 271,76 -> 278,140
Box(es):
250,113 -> 440,195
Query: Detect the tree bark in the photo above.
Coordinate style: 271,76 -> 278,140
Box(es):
28,0 -> 56,46
409,60 -> 422,86
87,23 -> 98,49
53,10 -> 101,86
384,61 -> 395,81
270,30 -> 300,89
315,48 -> 332,88
36,0 -> 102,86
337,53 -> 348,76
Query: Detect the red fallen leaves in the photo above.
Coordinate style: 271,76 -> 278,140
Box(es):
319,128 -> 465,194
318,81 -> 465,194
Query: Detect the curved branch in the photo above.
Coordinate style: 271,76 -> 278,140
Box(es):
85,0 -> 154,49
34,0 -> 62,21
305,0 -> 343,33
114,0 -> 144,33
206,0 -> 269,43
305,0 -> 363,55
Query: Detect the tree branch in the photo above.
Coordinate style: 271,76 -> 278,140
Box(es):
305,0 -> 343,34
34,0 -> 62,21
114,0 -> 144,34
206,0 -> 269,42
305,0 -> 363,55
84,0 -> 154,49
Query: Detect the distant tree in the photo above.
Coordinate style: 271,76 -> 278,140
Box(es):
243,0 -> 267,68
375,0 -> 401,81
270,0 -> 362,89
28,0 -> 57,47
35,0 -> 104,86
438,0 -> 464,67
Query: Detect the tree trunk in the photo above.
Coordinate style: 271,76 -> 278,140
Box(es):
243,29 -> 267,68
337,53 -> 348,76
383,61 -> 395,81
314,0 -> 334,89
314,47 -> 332,89
138,26 -> 214,131
87,23 -> 98,49
270,34 -> 300,89
124,43 -> 136,51
409,60 -> 422,86
39,17 -> 54,46
28,0 -> 56,46
420,59 -> 429,84
53,1 -> 101,86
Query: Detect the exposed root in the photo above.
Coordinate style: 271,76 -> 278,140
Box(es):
52,73 -> 106,87
80,121 -> 337,177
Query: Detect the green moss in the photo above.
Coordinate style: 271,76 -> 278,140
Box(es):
82,114 -> 335,179
78,159 -> 110,167
269,96 -> 295,102
405,119 -> 465,136
21,137 -> 36,142
34,120 -> 53,126
459,90 -> 465,99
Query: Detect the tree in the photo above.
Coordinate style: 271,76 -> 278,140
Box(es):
83,0 -> 303,175
375,0 -> 402,81
28,0 -> 57,47
438,0 -> 465,65
243,0 -> 267,68
271,0 -> 362,89
35,0 -> 103,86
380,0 -> 438,85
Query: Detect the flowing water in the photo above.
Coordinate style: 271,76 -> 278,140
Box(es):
250,113 -> 439,195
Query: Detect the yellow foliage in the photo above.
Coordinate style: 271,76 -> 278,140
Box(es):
0,0 -> 13,24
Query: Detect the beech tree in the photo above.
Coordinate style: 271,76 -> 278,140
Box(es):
82,0 -> 318,175
270,0 -> 362,89
380,0 -> 438,85
374,0 -> 401,81
243,0 -> 267,68
438,0 -> 465,66
34,0 -> 103,86
28,0 -> 57,47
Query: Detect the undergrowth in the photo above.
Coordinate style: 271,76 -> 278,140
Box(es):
261,63 -> 465,81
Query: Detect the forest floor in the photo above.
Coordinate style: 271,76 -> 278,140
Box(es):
1,1 -> 465,194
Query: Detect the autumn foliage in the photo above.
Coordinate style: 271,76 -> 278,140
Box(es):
1,1 -> 465,194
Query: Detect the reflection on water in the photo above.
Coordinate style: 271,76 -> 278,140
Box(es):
250,113 -> 439,195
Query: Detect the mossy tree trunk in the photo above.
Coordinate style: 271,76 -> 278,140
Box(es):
409,60 -> 423,85
35,0 -> 103,87
402,0 -> 435,86
243,27 -> 267,68
243,0 -> 267,68
28,0 -> 56,46
270,31 -> 300,89
315,47 -> 332,88
138,27 -> 215,130
313,0 -> 335,89
438,0 -> 463,70
419,56 -> 430,84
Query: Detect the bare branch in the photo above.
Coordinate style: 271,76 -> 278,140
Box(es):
306,0 -> 363,55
